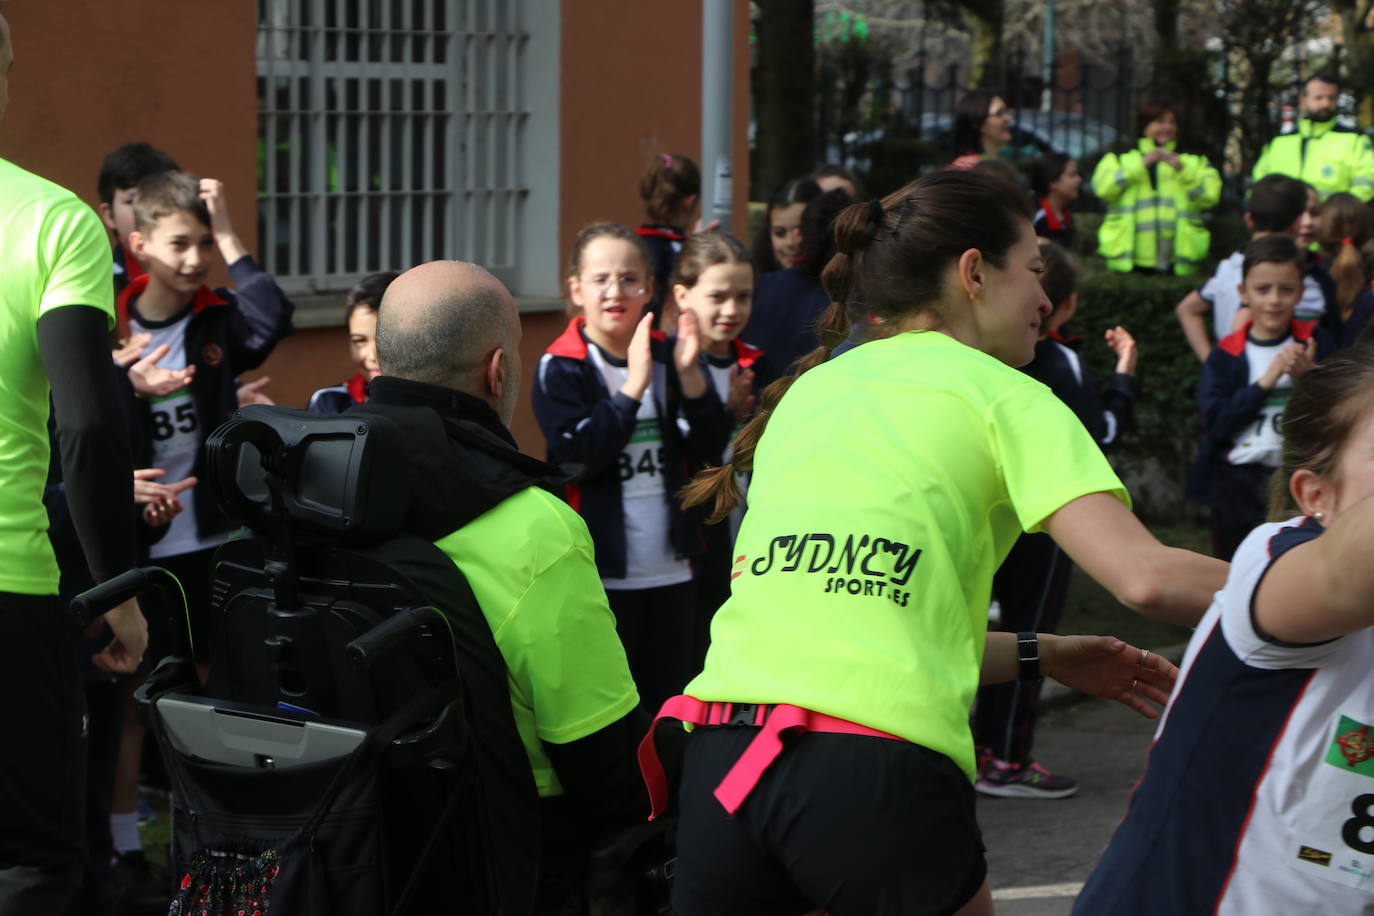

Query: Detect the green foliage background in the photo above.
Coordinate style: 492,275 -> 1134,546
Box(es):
1070,263 -> 1208,522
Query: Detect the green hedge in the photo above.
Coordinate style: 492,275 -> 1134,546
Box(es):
1071,266 -> 1206,522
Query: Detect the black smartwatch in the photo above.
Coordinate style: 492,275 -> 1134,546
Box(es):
1016,632 -> 1041,682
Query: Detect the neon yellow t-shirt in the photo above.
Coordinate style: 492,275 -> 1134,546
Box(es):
0,157 -> 115,595
685,331 -> 1129,779
435,486 -> 640,797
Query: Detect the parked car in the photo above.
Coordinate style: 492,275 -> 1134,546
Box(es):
825,110 -> 1122,187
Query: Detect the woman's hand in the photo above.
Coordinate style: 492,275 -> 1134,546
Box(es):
1042,635 -> 1178,719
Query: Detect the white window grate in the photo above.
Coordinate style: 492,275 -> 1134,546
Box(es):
255,0 -> 531,295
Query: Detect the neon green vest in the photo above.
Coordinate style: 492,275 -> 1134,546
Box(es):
1252,118 -> 1374,202
1092,139 -> 1221,276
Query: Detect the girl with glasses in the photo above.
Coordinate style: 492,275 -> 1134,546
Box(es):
532,223 -> 732,710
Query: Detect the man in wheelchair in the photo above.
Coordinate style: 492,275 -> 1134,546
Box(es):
357,261 -> 651,911
109,260 -> 657,915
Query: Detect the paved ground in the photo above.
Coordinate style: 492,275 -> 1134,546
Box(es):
979,694 -> 1159,916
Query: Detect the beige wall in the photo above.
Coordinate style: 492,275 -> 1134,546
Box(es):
3,1 -> 752,461
558,0 -> 752,266
0,2 -> 259,272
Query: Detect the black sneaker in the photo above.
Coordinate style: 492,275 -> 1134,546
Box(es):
110,850 -> 170,915
975,758 -> 1078,799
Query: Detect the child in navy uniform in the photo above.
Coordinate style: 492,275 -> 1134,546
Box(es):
1311,193 -> 1374,349
636,153 -> 710,332
1076,346 -> 1374,916
111,170 -> 293,875
974,239 -> 1139,798
96,142 -> 180,297
1028,152 -> 1080,248
308,271 -> 397,413
745,187 -> 854,375
531,223 -> 729,710
1187,234 -> 1332,560
669,230 -> 777,668
1178,177 -> 1336,362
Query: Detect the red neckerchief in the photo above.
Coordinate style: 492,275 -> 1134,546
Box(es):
731,337 -> 765,370
346,373 -> 368,403
1217,319 -> 1318,356
635,225 -> 686,242
115,273 -> 227,339
1039,198 -> 1072,231
545,316 -> 666,361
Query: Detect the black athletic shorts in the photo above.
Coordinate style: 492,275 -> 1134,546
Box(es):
673,726 -> 986,916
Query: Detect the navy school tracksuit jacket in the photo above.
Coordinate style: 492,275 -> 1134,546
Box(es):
308,373 -> 369,414
702,337 -> 778,401
116,255 -> 295,542
531,317 -> 731,581
1185,319 -> 1331,506
1024,332 -> 1134,447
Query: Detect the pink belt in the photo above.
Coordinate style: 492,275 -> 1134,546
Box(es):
637,695 -> 907,819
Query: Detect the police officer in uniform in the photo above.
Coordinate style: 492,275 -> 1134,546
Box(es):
1253,73 -> 1374,203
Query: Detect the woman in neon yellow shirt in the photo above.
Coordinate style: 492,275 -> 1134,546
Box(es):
646,171 -> 1229,916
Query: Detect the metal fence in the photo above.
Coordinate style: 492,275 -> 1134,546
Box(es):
255,0 -> 531,295
821,41 -> 1352,205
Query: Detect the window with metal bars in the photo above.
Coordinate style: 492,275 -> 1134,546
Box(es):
255,0 -> 536,298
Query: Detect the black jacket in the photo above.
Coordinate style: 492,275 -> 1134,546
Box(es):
530,318 -> 731,580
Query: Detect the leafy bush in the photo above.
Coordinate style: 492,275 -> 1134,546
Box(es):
1071,265 -> 1208,522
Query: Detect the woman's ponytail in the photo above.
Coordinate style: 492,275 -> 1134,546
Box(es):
1315,193 -> 1373,318
1332,237 -> 1365,319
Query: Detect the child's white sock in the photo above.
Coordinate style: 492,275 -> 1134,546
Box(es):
110,810 -> 142,856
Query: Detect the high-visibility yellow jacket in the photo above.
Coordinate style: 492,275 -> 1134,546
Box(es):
1253,117 -> 1374,202
1092,139 -> 1221,276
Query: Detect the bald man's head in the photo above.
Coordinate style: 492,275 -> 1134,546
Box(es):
375,261 -> 522,422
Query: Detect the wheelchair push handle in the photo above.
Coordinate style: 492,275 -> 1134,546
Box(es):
70,566 -> 182,628
347,605 -> 446,669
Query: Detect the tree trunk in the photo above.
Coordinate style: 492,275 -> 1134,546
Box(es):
1153,0 -> 1180,54
1335,1 -> 1374,126
753,0 -> 817,198
1241,56 -> 1273,175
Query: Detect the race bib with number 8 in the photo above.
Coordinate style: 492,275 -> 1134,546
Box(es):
1289,713 -> 1374,889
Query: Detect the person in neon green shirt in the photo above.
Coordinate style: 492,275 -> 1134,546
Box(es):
0,11 -> 149,910
1253,73 -> 1374,203
362,260 -> 644,907
666,172 -> 1229,916
1092,100 -> 1221,275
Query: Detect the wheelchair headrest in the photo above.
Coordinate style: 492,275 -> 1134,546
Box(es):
205,405 -> 409,544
